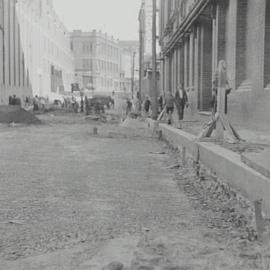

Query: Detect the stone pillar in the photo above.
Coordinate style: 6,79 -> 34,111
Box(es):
0,0 -> 4,86
212,8 -> 218,81
246,0 -> 265,95
194,25 -> 200,110
189,32 -> 194,91
184,37 -> 189,90
164,55 -> 170,93
264,0 -> 270,88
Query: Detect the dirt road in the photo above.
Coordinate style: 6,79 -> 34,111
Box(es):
0,114 -> 268,269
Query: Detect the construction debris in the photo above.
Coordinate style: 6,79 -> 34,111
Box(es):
0,105 -> 41,125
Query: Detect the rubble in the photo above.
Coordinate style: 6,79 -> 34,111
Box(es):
0,105 -> 41,125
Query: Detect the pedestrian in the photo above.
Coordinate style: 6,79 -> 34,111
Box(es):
12,95 -> 17,105
80,97 -> 84,113
165,91 -> 174,125
158,95 -> 163,113
33,95 -> 39,112
85,96 -> 90,115
175,84 -> 188,128
74,100 -> 79,113
25,96 -> 30,106
126,98 -> 132,117
39,97 -> 45,112
144,96 -> 151,116
211,73 -> 218,118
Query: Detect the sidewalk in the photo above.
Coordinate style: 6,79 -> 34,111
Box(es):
176,115 -> 270,177
149,117 -> 270,216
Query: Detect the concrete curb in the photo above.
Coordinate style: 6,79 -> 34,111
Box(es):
147,119 -> 270,215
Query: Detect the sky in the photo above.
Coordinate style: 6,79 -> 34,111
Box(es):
52,0 -> 142,40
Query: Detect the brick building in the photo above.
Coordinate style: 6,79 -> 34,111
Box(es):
159,0 -> 270,131
0,0 -> 32,104
70,30 -> 120,95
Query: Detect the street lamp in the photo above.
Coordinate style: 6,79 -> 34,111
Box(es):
151,0 -> 158,119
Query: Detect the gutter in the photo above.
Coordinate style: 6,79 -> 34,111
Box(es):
162,0 -> 211,56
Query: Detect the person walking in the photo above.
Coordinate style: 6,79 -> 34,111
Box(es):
143,96 -> 151,117
126,98 -> 132,117
175,84 -> 188,128
165,92 -> 174,125
33,95 -> 39,113
158,95 -> 163,113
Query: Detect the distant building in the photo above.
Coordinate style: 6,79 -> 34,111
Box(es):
70,30 -> 121,95
0,0 -> 32,104
16,0 -> 74,100
119,41 -> 139,97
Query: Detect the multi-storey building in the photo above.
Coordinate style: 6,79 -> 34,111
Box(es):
0,0 -> 32,104
16,0 -> 74,100
159,0 -> 270,131
70,30 -> 120,95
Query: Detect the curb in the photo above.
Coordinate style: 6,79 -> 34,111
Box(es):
147,119 -> 270,216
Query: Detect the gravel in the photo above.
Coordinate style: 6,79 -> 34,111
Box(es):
0,114 -> 270,269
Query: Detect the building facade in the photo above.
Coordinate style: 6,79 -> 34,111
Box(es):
70,30 -> 121,95
16,0 -> 74,100
159,0 -> 270,131
0,0 -> 32,104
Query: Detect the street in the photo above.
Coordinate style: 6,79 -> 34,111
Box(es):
0,114 -> 267,270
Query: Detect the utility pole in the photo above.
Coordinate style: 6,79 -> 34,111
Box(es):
131,51 -> 136,99
138,4 -> 145,111
151,0 -> 158,119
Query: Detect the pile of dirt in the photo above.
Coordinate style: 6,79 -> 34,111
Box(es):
0,105 -> 41,124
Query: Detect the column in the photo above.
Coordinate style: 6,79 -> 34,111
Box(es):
0,0 -> 4,86
189,32 -> 194,90
184,37 -> 189,90
194,25 -> 201,110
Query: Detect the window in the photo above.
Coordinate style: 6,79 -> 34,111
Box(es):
83,41 -> 93,53
82,59 -> 92,70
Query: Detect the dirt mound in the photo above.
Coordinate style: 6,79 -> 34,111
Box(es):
0,105 -> 41,124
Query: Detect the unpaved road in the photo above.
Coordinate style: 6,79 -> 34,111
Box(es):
0,114 -> 269,269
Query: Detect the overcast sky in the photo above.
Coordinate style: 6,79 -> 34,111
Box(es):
52,0 -> 142,40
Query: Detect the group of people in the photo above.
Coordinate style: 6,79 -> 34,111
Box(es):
165,84 -> 189,127
33,95 -> 48,113
8,95 -> 22,106
141,84 -> 189,128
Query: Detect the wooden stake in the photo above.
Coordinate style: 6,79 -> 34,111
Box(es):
182,146 -> 186,166
93,127 -> 98,135
254,199 -> 265,240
